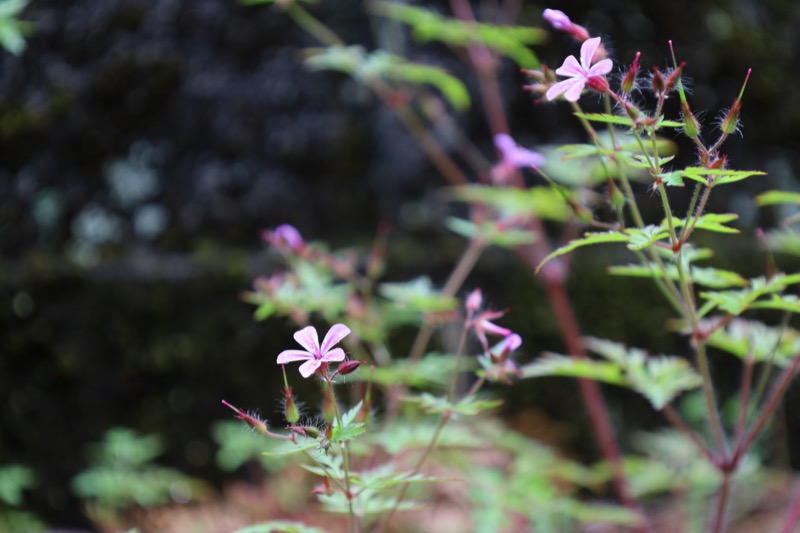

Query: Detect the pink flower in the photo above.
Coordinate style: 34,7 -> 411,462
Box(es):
262,224 -> 305,252
492,134 -> 544,183
542,9 -> 571,31
277,324 -> 350,378
545,37 -> 613,102
471,307 -> 513,354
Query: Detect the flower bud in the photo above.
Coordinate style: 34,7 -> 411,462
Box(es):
335,360 -> 366,376
466,288 -> 482,314
719,100 -> 742,135
650,67 -> 665,95
680,102 -> 701,139
221,400 -> 269,436
607,178 -> 626,211
282,387 -> 300,424
664,62 -> 685,93
620,52 -> 640,94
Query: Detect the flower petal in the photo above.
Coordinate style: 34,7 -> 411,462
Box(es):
542,9 -> 571,31
322,347 -> 346,362
299,359 -> 322,378
293,326 -> 320,354
546,77 -> 584,102
277,349 -> 313,364
320,323 -> 350,354
554,55 -> 583,78
493,133 -> 516,155
563,78 -> 587,102
588,58 -> 613,77
580,37 -> 602,69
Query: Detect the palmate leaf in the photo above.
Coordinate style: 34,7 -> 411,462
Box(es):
520,338 -> 701,410
699,273 -> 800,317
331,401 -> 366,444
374,2 -> 545,68
705,318 -> 800,366
354,353 -> 471,389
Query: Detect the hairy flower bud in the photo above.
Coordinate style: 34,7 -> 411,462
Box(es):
680,102 -> 701,138
650,67 -> 665,95
221,400 -> 269,436
620,52 -> 640,94
282,387 -> 300,424
335,360 -> 366,376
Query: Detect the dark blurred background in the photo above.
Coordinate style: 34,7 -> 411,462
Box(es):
2,0 -> 800,529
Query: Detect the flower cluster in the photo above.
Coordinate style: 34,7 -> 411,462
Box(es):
466,288 -> 523,382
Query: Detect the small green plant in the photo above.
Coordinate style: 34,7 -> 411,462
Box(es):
71,427 -> 208,531
0,464 -> 46,533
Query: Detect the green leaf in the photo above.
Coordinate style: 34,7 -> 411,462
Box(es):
520,353 -> 626,384
681,167 -> 766,187
0,465 -> 35,506
405,392 -> 503,416
374,2 -> 544,68
0,0 -> 32,55
700,274 -> 800,316
535,232 -> 629,273
521,338 -> 702,410
706,318 -> 800,366
379,276 -> 458,313
446,217 -> 537,248
355,353 -> 472,389
448,185 -> 572,222
625,225 -> 669,251
331,401 -> 366,443
756,190 -> 800,206
609,264 -> 746,289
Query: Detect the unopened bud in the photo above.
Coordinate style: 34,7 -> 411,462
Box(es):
680,102 -> 701,138
607,178 -> 626,211
621,52 -> 640,94
650,67 -> 665,95
621,99 -> 640,121
664,62 -> 685,93
282,387 -> 300,424
335,360 -> 366,376
719,100 -> 742,135
289,425 -> 320,439
221,400 -> 269,436
466,288 -> 482,314
720,69 -> 751,136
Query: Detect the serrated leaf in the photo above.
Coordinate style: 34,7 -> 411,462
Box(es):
625,225 -> 669,250
573,112 -> 635,127
682,167 -> 766,187
700,273 -> 800,316
705,318 -> 800,366
535,232 -> 629,273
521,338 -> 701,410
332,401 -> 366,443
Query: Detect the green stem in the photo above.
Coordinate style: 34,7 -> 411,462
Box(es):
326,378 -> 359,533
284,3 -> 345,47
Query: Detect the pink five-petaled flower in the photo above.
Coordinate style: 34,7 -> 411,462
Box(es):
546,37 -> 613,103
277,324 -> 350,378
492,134 -> 545,184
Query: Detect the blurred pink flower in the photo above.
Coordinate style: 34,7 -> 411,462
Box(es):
546,37 -> 613,102
263,224 -> 305,252
542,9 -> 590,41
277,324 -> 350,378
492,133 -> 544,183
